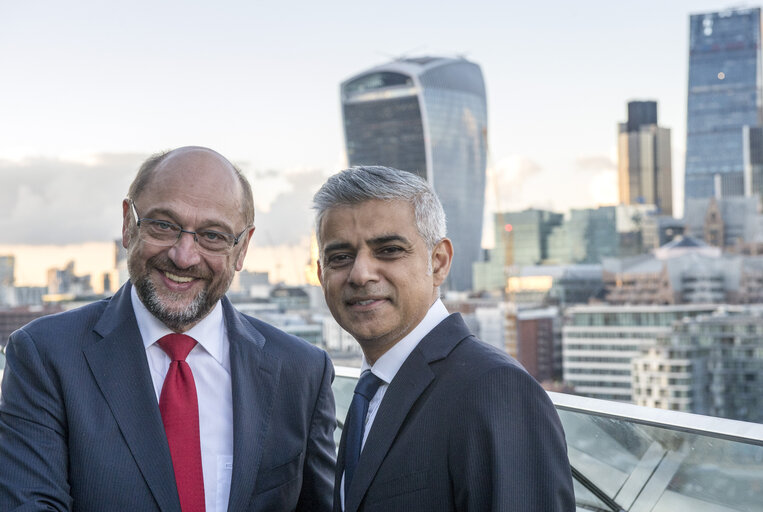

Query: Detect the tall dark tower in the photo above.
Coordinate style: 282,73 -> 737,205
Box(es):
618,100 -> 673,216
340,57 -> 488,291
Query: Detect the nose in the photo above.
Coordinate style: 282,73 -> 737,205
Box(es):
167,231 -> 202,268
347,251 -> 379,287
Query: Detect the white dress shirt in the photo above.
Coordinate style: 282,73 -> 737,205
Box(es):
131,286 -> 233,512
341,298 -> 449,510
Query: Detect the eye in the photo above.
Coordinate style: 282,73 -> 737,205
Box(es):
199,230 -> 225,242
153,220 -> 176,231
377,246 -> 405,257
326,253 -> 353,267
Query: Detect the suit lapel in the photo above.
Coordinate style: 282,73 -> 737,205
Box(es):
224,300 -> 282,512
334,421 -> 348,511
344,314 -> 472,512
84,283 -> 180,512
345,350 -> 433,512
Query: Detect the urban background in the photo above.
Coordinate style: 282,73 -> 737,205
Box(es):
1,2 -> 762,424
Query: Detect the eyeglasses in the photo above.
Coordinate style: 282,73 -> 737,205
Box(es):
130,200 -> 250,255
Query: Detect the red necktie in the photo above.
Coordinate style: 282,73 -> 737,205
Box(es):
158,333 -> 205,512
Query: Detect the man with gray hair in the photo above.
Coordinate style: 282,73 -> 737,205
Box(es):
314,165 -> 575,512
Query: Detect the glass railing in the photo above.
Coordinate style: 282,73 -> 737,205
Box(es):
333,366 -> 763,512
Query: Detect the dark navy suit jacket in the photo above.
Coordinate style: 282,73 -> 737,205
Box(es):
335,313 -> 575,512
0,282 -> 336,511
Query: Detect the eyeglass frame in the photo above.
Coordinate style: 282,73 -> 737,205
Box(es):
129,199 -> 251,254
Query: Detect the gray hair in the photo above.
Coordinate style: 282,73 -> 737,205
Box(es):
313,166 -> 447,251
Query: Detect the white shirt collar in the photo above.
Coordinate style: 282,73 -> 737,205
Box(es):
361,298 -> 449,385
130,284 -> 227,366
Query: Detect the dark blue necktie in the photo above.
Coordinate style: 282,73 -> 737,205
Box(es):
344,370 -> 384,497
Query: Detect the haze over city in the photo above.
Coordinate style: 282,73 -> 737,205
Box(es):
0,0 -> 747,288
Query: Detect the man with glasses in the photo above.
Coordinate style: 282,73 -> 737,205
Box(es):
0,147 -> 336,511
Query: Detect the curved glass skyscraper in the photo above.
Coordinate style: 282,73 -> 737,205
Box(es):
341,57 -> 488,291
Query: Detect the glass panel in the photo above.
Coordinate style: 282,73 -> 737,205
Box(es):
332,366 -> 763,511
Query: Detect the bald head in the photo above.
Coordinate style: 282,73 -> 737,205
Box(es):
128,146 -> 254,226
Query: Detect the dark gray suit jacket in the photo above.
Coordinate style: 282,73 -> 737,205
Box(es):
335,313 -> 575,512
0,282 -> 336,511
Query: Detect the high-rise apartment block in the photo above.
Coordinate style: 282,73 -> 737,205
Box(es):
341,57 -> 488,291
563,304 -> 719,402
685,7 -> 763,201
618,101 -> 673,215
633,310 -> 763,423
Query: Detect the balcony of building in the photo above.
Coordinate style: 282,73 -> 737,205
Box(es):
333,366 -> 763,512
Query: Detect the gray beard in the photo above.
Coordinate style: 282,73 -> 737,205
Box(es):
135,277 -> 211,332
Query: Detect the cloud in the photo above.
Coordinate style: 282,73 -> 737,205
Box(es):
0,153 -> 326,248
575,155 -> 616,173
252,168 -> 328,247
576,154 -> 618,206
487,155 -> 543,211
0,153 -> 145,244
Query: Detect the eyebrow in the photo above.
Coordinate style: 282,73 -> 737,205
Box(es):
368,235 -> 411,247
144,207 -> 235,233
323,235 -> 412,254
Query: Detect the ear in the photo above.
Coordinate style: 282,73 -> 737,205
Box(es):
431,238 -> 453,287
316,259 -> 324,286
121,199 -> 132,249
234,226 -> 256,271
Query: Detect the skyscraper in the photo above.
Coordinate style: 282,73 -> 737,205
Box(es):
617,100 -> 673,215
685,7 -> 763,202
340,57 -> 488,291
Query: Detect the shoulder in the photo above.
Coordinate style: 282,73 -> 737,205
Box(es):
447,334 -> 527,378
445,336 -> 553,411
9,298 -> 110,349
233,309 -> 328,362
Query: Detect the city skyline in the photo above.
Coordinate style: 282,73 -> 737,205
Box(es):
0,0 -> 753,287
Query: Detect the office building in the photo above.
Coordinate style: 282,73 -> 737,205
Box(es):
563,304 -> 718,402
685,7 -> 763,201
341,56 -> 488,291
516,307 -> 562,383
642,215 -> 685,249
46,261 -> 92,296
548,207 -> 618,264
0,255 -> 15,306
633,309 -> 763,422
684,196 -> 763,248
618,100 -> 673,215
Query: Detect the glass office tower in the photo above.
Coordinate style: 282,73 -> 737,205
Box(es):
341,57 -> 488,291
685,7 -> 763,202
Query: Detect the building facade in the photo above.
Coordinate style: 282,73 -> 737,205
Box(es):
685,7 -> 763,201
341,57 -> 488,291
632,310 -> 763,422
516,307 -> 562,383
563,304 -> 718,401
618,100 -> 673,215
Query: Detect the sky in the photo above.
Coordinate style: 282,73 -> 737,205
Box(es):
0,0 -> 754,287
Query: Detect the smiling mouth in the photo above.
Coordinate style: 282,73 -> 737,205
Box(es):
164,271 -> 195,283
347,297 -> 386,306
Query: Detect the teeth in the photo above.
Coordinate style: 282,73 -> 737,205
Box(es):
165,272 -> 193,283
357,299 -> 375,305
